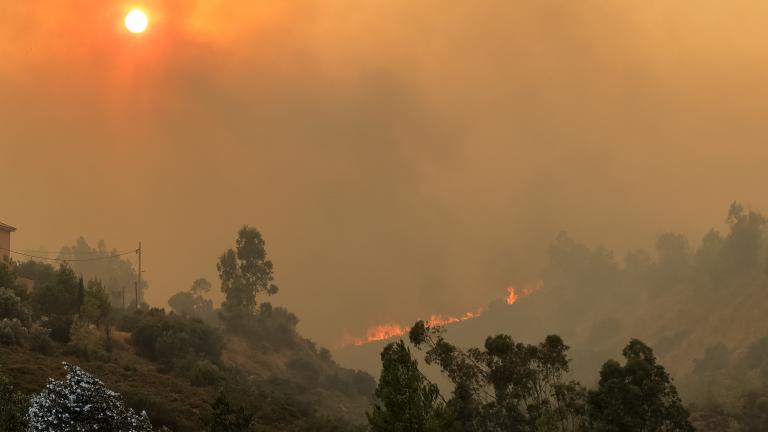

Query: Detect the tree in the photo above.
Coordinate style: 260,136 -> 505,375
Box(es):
168,278 -> 216,325
692,343 -> 731,376
654,233 -> 692,290
217,226 -> 278,326
77,277 -> 85,313
0,260 -> 17,291
191,278 -> 212,295
130,309 -> 223,369
0,287 -> 31,326
31,265 -> 81,342
59,237 -> 146,307
28,363 -> 153,431
587,339 -> 694,432
409,322 -> 587,432
368,340 -> 445,432
543,232 -> 622,324
81,279 -> 112,326
32,265 -> 80,317
16,260 -> 56,285
168,291 -> 215,320
722,202 -> 766,277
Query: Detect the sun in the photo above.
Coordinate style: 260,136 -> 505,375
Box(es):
125,9 -> 149,34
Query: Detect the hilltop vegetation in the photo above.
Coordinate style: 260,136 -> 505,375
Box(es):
366,322 -> 693,432
0,227 -> 374,431
6,203 -> 768,430
338,202 -> 768,431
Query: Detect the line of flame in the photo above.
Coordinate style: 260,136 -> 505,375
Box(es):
342,282 -> 542,347
341,308 -> 484,347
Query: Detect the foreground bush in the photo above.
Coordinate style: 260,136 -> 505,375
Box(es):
28,363 -> 153,432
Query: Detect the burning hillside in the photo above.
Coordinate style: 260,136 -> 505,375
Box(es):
341,282 -> 542,347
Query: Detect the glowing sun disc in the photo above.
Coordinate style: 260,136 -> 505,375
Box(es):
125,9 -> 148,34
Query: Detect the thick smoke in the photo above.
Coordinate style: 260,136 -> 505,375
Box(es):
2,0 -> 768,346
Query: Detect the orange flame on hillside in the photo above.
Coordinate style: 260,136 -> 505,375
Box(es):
507,281 -> 544,305
506,287 -> 519,304
341,282 -> 543,347
342,308 -> 484,347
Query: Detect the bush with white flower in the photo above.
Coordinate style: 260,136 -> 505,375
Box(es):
28,363 -> 153,432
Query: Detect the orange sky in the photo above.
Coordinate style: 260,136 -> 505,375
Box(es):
3,1 -> 768,347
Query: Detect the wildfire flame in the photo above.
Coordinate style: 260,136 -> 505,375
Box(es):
426,309 -> 483,326
506,287 -> 519,304
360,323 -> 409,345
342,308 -> 484,347
507,281 -> 543,305
342,282 -> 543,347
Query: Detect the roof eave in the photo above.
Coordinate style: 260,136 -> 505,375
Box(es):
0,222 -> 17,232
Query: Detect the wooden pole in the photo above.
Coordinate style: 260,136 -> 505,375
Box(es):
136,242 -> 142,309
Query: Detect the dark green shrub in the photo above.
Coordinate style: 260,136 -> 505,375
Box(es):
28,324 -> 55,355
0,319 -> 27,347
0,288 -> 31,327
122,391 -> 189,431
44,315 -> 74,343
130,309 -> 223,374
237,303 -> 300,351
15,260 -> 56,290
208,392 -> 253,431
65,320 -> 109,361
188,359 -> 223,387
114,309 -> 147,332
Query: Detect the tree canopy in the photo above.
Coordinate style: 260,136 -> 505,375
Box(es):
370,323 -> 693,432
217,226 -> 279,327
587,339 -> 694,432
368,340 -> 445,432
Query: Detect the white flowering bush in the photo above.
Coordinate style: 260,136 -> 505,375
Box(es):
28,363 -> 153,432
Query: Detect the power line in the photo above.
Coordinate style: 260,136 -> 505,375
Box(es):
0,247 -> 137,262
10,249 -> 133,256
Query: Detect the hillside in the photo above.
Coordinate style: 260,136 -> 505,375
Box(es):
1,327 -> 373,431
336,264 -> 768,390
335,204 -> 768,405
0,229 -> 375,432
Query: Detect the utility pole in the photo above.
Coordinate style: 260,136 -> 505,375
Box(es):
136,242 -> 142,310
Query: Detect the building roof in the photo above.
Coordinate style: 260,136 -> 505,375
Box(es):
0,221 -> 16,232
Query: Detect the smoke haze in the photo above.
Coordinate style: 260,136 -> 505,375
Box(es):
3,0 -> 768,346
